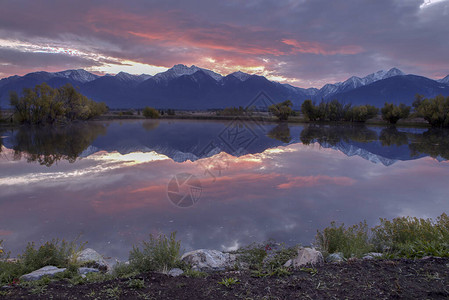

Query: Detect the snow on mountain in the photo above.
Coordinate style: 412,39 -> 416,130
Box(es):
362,68 -> 405,85
115,72 -> 152,82
153,64 -> 222,83
438,74 -> 449,84
230,71 -> 252,81
53,69 -> 99,83
317,68 -> 406,99
317,83 -> 342,98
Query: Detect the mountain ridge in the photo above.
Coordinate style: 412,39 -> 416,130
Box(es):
1,65 -> 448,109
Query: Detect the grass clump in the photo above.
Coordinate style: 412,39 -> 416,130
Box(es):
0,238 -> 86,285
316,221 -> 372,258
316,213 -> 449,259
236,241 -> 297,277
372,214 -> 449,258
129,232 -> 183,273
19,238 -> 86,273
218,277 -> 239,288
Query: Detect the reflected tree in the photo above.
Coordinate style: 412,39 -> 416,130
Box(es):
409,129 -> 449,160
142,120 -> 160,131
11,123 -> 107,166
300,124 -> 378,146
267,123 -> 292,143
379,127 -> 409,147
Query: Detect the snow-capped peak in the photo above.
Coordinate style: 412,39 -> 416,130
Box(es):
437,74 -> 449,84
384,67 -> 405,78
53,69 -> 99,83
362,67 -> 405,85
153,64 -> 222,82
230,71 -> 252,81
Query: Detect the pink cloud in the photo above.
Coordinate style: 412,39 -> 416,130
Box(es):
277,175 -> 356,189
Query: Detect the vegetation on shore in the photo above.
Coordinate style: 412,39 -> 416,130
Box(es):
142,106 -> 160,119
316,213 -> 449,259
9,83 -> 107,125
1,213 -> 449,288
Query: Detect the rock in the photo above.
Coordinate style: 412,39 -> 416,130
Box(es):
285,248 -> 323,268
75,248 -> 109,272
78,267 -> 100,275
20,266 -> 67,281
181,249 -> 236,271
326,252 -> 345,263
168,268 -> 184,277
362,252 -> 383,260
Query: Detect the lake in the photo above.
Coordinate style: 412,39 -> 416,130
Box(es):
1,119 -> 449,260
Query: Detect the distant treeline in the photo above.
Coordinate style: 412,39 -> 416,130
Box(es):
9,83 -> 108,125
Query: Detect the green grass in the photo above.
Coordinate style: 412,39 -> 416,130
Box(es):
0,238 -> 86,285
129,232 -> 184,273
316,213 -> 449,259
218,277 -> 239,288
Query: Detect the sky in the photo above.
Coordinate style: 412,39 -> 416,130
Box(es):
0,0 -> 449,88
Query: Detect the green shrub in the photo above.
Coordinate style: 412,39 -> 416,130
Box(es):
127,278 -> 145,289
316,221 -> 373,258
317,214 -> 449,259
381,102 -> 410,124
372,213 -> 449,257
129,232 -> 182,272
19,239 -> 85,273
142,107 -> 160,119
112,262 -> 138,278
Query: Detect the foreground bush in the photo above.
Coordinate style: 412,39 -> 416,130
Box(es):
0,238 -> 86,285
315,221 -> 372,258
129,232 -> 182,273
316,213 -> 449,258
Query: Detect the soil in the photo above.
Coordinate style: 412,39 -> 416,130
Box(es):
1,257 -> 448,299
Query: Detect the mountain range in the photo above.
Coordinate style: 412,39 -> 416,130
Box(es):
1,65 -> 449,109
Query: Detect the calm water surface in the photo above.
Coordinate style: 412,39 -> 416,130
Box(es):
1,119 -> 448,259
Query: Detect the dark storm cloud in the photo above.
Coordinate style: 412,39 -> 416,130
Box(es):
0,0 -> 448,86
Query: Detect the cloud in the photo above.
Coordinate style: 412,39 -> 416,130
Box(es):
0,0 -> 448,86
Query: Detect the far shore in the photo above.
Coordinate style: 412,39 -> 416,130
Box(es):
92,111 -> 432,128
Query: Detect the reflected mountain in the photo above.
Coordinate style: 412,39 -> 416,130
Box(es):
2,120 -> 449,166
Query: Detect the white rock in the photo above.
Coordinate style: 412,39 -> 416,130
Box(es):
181,249 -> 236,271
75,248 -> 109,271
168,268 -> 184,277
20,266 -> 66,281
362,252 -> 383,260
78,267 -> 100,275
326,252 -> 345,263
287,248 -> 324,268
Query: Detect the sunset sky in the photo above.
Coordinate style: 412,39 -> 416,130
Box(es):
1,0 -> 448,88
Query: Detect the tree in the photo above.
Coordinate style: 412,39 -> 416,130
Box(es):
10,83 -> 107,124
301,99 -> 318,121
350,105 -> 378,122
142,106 -> 160,119
381,102 -> 410,124
268,100 -> 293,121
414,95 -> 449,128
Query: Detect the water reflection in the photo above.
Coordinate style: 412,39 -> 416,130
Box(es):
5,123 -> 107,166
1,120 -> 449,260
267,123 -> 292,143
2,121 -> 449,165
